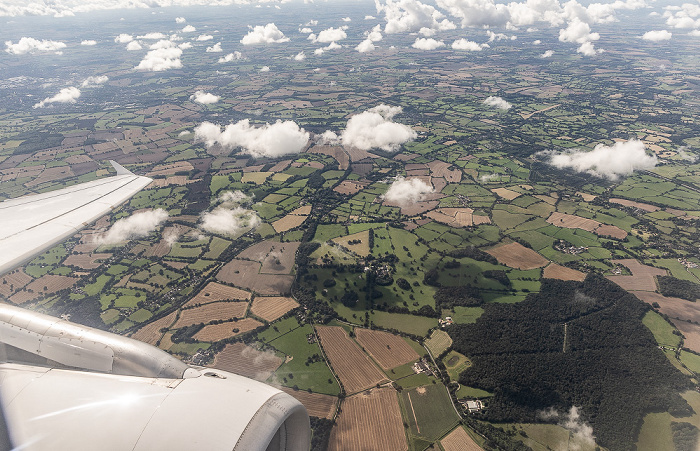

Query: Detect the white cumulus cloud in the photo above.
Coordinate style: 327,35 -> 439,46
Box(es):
196,34 -> 213,41
356,39 -> 376,52
81,40 -> 97,46
293,51 -> 306,60
260,65 -> 270,72
241,23 -> 289,45
540,49 -> 554,58
219,51 -> 242,62
642,30 -> 672,41
33,87 -> 80,108
175,17 -> 186,23
137,32 -> 166,40
199,207 -> 260,236
383,177 -> 434,206
377,0 -> 455,34
81,75 -> 108,87
206,42 -> 223,52
452,38 -> 485,50
314,26 -> 348,42
134,42 -> 182,71
412,37 -> 445,50
545,139 -> 657,180
483,96 -> 512,110
96,209 -> 169,245
340,104 -> 417,152
126,41 -> 142,51
114,34 -> 133,43
194,119 -> 310,158
182,25 -> 196,33
5,37 -> 66,54
190,91 -> 219,104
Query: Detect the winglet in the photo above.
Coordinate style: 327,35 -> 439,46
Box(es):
109,160 -> 133,176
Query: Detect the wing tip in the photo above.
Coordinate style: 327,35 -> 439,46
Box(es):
109,160 -> 133,176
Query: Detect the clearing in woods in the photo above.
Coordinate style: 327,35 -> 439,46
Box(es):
328,388 -> 407,451
316,326 -> 387,394
354,328 -> 419,370
425,329 -> 453,357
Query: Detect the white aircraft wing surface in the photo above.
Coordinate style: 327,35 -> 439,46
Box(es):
0,161 -> 151,275
0,163 -> 310,450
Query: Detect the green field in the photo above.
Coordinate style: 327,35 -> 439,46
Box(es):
400,383 -> 460,441
442,350 -> 471,381
642,310 -> 681,347
261,323 -> 340,396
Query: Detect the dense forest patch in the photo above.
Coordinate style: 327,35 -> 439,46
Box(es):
449,275 -> 693,451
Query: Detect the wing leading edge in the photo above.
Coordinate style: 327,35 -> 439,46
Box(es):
0,161 -> 152,276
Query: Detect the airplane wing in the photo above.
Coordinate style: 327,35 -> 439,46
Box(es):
0,161 -> 151,275
0,163 -> 310,451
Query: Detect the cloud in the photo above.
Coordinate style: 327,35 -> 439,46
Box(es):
5,37 -> 66,54
365,15 -> 376,20
240,23 -> 289,45
342,16 -> 351,22
175,17 -> 186,23
81,40 -> 97,46
194,119 -> 310,158
642,30 -> 672,41
115,34 -> 133,43
180,25 -> 195,33
452,38 -> 485,51
544,140 -> 657,180
219,51 -> 242,62
664,3 -> 700,29
260,65 -> 270,72
217,190 -> 253,205
356,39 -> 376,52
314,26 -> 348,43
533,39 -> 542,44
677,147 -> 699,162
126,41 -> 142,51
199,207 -> 260,236
540,49 -> 554,58
293,51 -> 306,60
300,27 -> 313,34
196,34 -> 213,41
81,75 -> 108,87
190,91 -> 219,104
483,96 -> 512,110
366,24 -> 383,41
33,87 -> 80,108
95,209 -> 169,245
377,0 -> 455,34
559,18 -> 602,55
412,37 -> 445,50
137,32 -> 166,40
576,41 -> 602,56
314,41 -> 342,55
134,41 -> 182,71
206,42 -> 223,52
340,104 -> 416,152
689,29 -> 700,36
383,177 -> 434,206
318,130 -> 339,145
539,407 -> 595,451
178,42 -> 192,49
